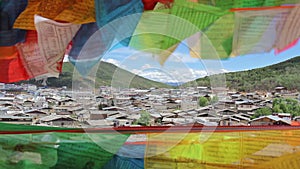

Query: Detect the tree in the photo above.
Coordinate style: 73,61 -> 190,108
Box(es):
198,96 -> 209,107
272,98 -> 300,118
273,104 -> 282,113
136,111 -> 151,126
252,107 -> 272,119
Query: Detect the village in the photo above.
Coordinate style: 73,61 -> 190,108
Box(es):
0,82 -> 300,128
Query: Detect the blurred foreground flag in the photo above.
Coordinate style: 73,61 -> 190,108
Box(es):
13,0 -> 95,30
18,16 -> 80,81
130,0 -> 227,64
275,3 -> 300,52
231,7 -> 291,56
145,130 -> 300,169
34,15 -> 80,79
0,46 -> 29,83
0,0 -> 27,46
69,0 -> 144,76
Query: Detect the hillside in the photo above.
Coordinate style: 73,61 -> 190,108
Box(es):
184,56 -> 300,92
23,62 -> 170,89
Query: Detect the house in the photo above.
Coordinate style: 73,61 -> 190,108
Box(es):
259,100 -> 273,108
230,93 -> 242,100
161,117 -> 194,126
219,116 -> 246,126
58,98 -> 76,106
53,106 -> 70,114
38,115 -> 78,127
116,119 -> 133,127
56,111 -> 73,115
218,109 -> 237,116
0,97 -> 14,105
231,114 -> 250,124
196,86 -> 210,94
236,100 -> 259,113
181,101 -> 198,111
186,110 -> 198,116
160,112 -> 177,118
84,119 -> 114,127
2,88 -> 27,95
293,116 -> 300,122
196,106 -> 212,113
107,112 -> 128,120
24,110 -> 48,118
274,86 -> 288,94
194,118 -> 218,126
0,101 -> 14,107
75,110 -> 89,122
0,107 -> 9,115
149,113 -> 162,123
113,96 -> 132,106
102,106 -> 126,111
0,114 -> 33,125
196,112 -> 218,118
250,115 -> 291,126
40,107 -> 53,114
245,93 -> 256,99
95,96 -> 105,102
89,110 -> 109,120
67,106 -> 84,114
177,112 -> 191,118
34,96 -> 48,108
23,100 -> 34,107
165,99 -> 180,109
219,100 -> 236,109
276,113 -> 291,121
152,103 -> 167,111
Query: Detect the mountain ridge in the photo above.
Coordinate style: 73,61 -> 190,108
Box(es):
20,61 -> 171,89
183,56 -> 300,92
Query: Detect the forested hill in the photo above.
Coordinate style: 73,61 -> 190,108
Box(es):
20,61 -> 170,89
184,56 -> 300,92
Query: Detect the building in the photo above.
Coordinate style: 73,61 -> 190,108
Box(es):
250,115 -> 291,126
38,115 -> 78,127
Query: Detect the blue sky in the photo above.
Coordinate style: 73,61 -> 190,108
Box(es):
98,39 -> 300,83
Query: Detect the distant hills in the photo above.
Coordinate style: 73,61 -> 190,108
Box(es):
184,56 -> 300,92
22,62 -> 170,89
17,56 -> 300,92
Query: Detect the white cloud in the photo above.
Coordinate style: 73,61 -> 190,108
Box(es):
131,69 -> 141,74
206,68 -> 229,75
220,69 -> 229,73
101,48 -> 229,84
127,67 -> 207,83
141,64 -> 151,69
189,69 -> 208,78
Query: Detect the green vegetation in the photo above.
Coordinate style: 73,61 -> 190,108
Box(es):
18,61 -> 170,89
134,111 -> 151,126
198,96 -> 209,107
198,96 -> 219,107
252,107 -> 272,119
252,98 -> 300,119
272,98 -> 300,117
184,56 -> 300,92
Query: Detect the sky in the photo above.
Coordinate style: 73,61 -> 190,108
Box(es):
96,39 -> 300,84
